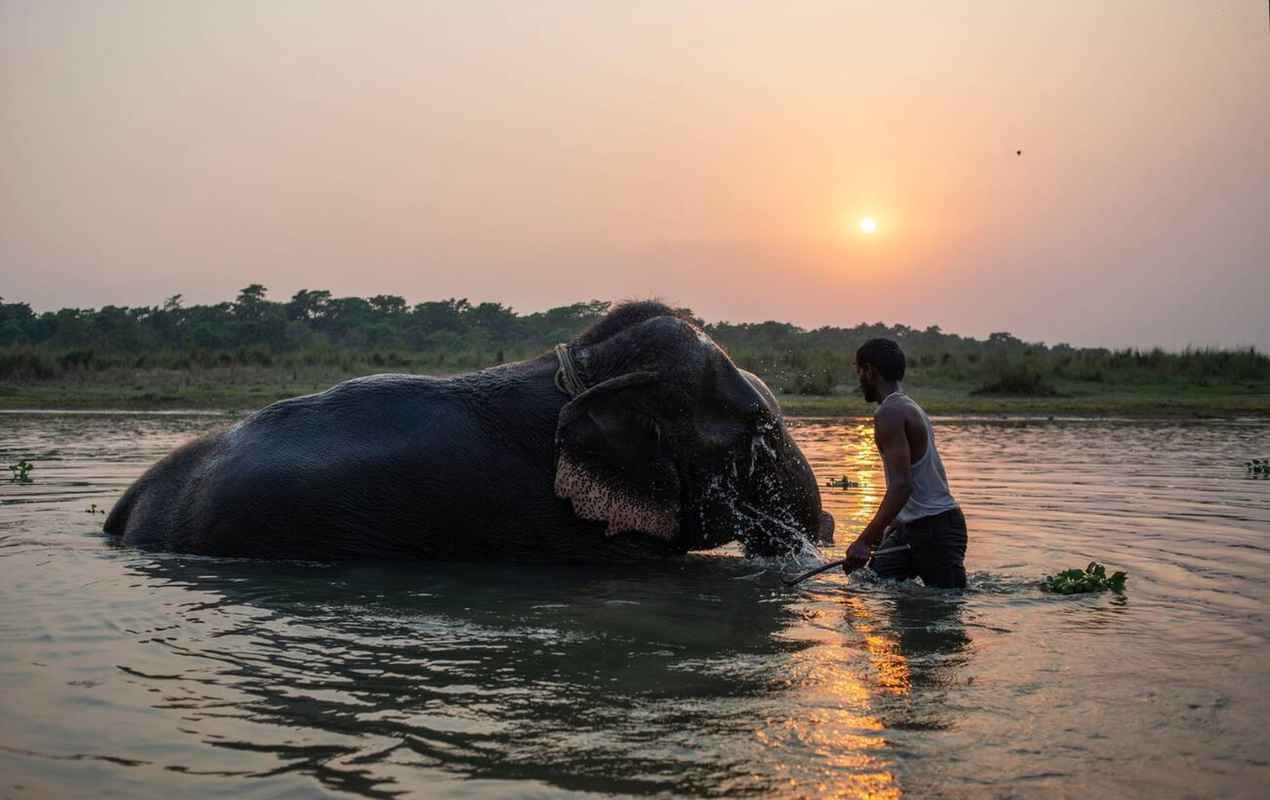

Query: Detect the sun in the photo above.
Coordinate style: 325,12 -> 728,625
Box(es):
858,216 -> 878,235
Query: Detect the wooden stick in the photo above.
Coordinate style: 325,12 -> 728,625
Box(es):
781,544 -> 912,586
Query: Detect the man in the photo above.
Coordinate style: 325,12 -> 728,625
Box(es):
845,338 -> 967,588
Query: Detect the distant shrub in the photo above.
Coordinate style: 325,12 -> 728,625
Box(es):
0,348 -> 56,381
792,368 -> 836,395
972,363 -> 1059,396
58,349 -> 95,370
235,347 -> 273,367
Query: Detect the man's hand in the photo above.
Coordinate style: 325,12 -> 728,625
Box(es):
843,522 -> 893,574
843,534 -> 873,573
859,519 -> 887,548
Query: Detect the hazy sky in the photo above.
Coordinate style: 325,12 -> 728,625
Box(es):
3,1 -> 1268,349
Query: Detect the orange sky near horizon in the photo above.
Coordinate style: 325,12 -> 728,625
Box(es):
2,1 -> 1268,349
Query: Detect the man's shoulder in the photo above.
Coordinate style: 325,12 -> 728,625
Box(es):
874,396 -> 926,426
873,401 -> 910,431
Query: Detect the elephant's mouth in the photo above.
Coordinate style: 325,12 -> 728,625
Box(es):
672,430 -> 827,555
683,474 -> 822,557
733,500 -> 824,558
734,445 -> 828,555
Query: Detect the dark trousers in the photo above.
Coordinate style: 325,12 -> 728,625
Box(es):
869,507 -> 968,589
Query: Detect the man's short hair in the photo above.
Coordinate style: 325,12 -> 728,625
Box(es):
856,338 -> 906,381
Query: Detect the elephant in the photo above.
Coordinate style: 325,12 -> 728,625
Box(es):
104,302 -> 832,561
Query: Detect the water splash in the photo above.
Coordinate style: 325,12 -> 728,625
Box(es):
734,500 -> 824,566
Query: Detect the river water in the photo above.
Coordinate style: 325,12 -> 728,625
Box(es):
1,412 -> 1268,798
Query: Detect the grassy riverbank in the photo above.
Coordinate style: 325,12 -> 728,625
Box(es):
777,383 -> 1270,418
2,366 -> 1266,417
5,292 -> 1268,418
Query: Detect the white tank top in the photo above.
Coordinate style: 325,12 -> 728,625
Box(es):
876,392 -> 959,523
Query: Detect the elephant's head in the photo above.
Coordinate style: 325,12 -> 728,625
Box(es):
553,302 -> 832,558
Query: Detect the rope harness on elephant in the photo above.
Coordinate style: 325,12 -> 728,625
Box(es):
554,344 -> 588,397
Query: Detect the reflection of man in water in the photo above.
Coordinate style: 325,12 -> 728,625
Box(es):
845,338 -> 967,588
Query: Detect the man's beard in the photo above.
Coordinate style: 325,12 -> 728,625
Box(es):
859,381 -> 879,403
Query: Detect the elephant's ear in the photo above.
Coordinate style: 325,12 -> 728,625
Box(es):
555,371 -> 681,540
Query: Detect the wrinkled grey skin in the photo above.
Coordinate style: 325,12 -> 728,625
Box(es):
105,302 -> 831,561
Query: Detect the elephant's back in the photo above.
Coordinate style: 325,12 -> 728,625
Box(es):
243,373 -> 451,434
226,374 -> 483,468
196,374 -> 487,557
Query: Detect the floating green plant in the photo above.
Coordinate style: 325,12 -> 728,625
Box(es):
825,475 -> 859,489
1247,458 -> 1269,476
1042,562 -> 1126,594
7,460 -> 34,484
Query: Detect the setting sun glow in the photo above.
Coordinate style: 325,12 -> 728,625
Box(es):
858,217 -> 878,235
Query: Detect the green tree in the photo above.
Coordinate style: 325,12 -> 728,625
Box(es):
368,294 -> 408,317
235,284 -> 269,317
466,302 -> 519,341
287,289 -> 332,322
410,298 -> 470,335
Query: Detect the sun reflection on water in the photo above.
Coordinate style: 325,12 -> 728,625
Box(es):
841,596 -> 913,697
770,583 -> 915,798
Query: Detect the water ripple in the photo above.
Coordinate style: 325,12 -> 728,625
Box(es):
1,413 -> 1269,797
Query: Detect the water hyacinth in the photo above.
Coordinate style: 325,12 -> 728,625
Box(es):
1042,562 -> 1127,594
7,460 -> 34,483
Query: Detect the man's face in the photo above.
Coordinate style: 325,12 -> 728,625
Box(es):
855,362 -> 880,403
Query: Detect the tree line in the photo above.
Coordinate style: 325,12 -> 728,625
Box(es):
1,286 -> 1266,394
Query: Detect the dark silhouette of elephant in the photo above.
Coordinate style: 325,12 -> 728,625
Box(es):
105,302 -> 831,560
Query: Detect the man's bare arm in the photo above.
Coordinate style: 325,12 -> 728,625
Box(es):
846,406 -> 913,563
865,406 -> 914,542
